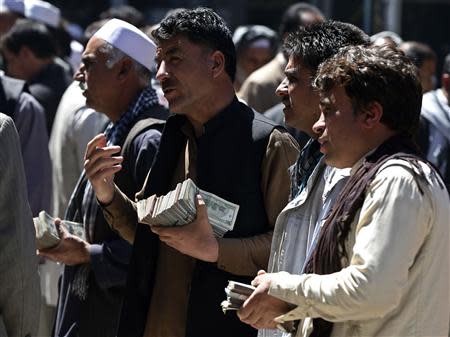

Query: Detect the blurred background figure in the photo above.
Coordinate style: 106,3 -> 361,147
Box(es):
370,30 -> 403,48
0,0 -> 79,71
238,2 -> 324,114
99,4 -> 146,28
0,113 -> 40,337
233,24 -> 277,91
417,53 -> 450,190
0,18 -> 72,134
400,40 -> 437,93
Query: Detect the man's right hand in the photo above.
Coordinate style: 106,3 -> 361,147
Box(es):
84,134 -> 123,205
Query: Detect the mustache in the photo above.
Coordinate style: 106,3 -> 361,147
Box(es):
161,79 -> 177,91
281,97 -> 290,106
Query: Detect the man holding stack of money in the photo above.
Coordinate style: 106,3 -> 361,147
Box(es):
85,7 -> 298,337
38,18 -> 167,337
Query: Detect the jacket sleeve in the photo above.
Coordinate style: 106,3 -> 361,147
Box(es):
266,163 -> 436,323
91,128 -> 162,288
216,129 -> 299,276
0,116 -> 40,337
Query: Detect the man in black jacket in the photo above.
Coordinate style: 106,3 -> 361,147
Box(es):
85,7 -> 298,337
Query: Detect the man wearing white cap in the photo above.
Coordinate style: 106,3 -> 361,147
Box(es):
0,0 -> 59,36
38,18 -> 168,337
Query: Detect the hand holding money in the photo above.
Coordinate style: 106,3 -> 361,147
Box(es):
38,219 -> 91,266
221,281 -> 256,313
236,271 -> 293,331
35,211 -> 90,266
150,194 -> 219,262
137,178 -> 240,238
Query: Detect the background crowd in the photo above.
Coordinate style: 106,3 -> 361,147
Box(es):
0,1 -> 449,337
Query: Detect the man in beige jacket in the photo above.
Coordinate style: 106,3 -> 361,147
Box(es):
239,46 -> 450,337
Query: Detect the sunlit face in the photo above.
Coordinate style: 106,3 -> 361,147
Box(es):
155,35 -> 215,116
275,55 -> 321,137
313,86 -> 367,168
73,37 -> 118,114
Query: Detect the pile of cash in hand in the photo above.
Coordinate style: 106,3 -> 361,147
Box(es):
136,178 -> 239,238
33,211 -> 86,250
221,280 -> 255,313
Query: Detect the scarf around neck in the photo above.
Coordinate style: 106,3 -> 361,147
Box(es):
65,84 -> 159,301
303,134 -> 438,337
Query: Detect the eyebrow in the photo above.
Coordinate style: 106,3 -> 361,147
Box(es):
284,68 -> 298,77
81,54 -> 95,63
156,45 -> 182,63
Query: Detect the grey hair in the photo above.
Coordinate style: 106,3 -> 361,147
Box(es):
99,41 -> 151,86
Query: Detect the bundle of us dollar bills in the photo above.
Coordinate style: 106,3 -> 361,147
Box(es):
33,211 -> 86,250
136,178 -> 239,237
221,280 -> 255,313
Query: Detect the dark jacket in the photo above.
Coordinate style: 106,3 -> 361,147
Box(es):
53,104 -> 167,337
118,97 -> 278,337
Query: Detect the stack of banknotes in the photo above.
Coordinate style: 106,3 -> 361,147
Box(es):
33,211 -> 86,250
136,178 -> 239,237
221,280 -> 255,313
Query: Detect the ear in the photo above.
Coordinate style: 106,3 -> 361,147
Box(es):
209,50 -> 225,78
359,101 -> 383,129
116,57 -> 133,81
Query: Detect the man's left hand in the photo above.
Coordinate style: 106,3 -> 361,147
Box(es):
150,194 -> 219,262
238,270 -> 292,330
38,219 -> 91,266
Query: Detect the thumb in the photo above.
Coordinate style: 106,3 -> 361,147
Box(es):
195,194 -> 208,219
257,269 -> 267,276
55,218 -> 69,239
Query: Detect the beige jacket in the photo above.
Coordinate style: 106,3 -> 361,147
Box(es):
268,159 -> 450,337
238,53 -> 286,113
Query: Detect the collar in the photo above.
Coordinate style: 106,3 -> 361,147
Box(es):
178,96 -> 240,139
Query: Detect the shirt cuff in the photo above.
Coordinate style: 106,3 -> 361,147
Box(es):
268,272 -> 309,305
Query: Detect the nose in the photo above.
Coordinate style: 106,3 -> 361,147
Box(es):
312,112 -> 326,136
74,64 -> 85,82
156,61 -> 169,82
276,77 -> 288,97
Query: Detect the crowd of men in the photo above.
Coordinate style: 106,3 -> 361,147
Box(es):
0,1 -> 449,337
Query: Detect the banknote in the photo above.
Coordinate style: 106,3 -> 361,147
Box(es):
34,211 -> 86,250
221,280 -> 255,313
136,178 -> 240,237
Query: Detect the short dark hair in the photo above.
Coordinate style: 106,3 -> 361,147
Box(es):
284,20 -> 369,76
442,53 -> 450,75
399,41 -> 436,68
314,45 -> 422,136
0,19 -> 56,58
152,7 -> 236,81
279,2 -> 324,37
99,5 -> 146,28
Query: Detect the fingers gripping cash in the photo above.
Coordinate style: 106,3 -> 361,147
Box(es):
137,178 -> 240,238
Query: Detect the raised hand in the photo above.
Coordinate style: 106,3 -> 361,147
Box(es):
84,134 -> 123,204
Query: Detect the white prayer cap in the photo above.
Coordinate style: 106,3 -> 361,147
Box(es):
93,18 -> 156,71
23,0 -> 60,28
0,0 -> 25,14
